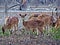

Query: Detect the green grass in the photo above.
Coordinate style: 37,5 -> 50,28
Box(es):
24,27 -> 60,39
44,27 -> 60,40
52,27 -> 60,40
0,25 -> 10,36
0,25 -> 3,36
0,25 -> 60,40
3,30 -> 10,36
30,30 -> 37,35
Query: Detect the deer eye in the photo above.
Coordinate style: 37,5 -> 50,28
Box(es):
25,14 -> 27,16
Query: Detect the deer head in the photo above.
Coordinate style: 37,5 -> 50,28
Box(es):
19,14 -> 27,18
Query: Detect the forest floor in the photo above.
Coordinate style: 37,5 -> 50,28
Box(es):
0,28 -> 60,45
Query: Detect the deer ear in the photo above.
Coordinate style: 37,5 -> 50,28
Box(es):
25,14 -> 27,16
19,14 -> 21,16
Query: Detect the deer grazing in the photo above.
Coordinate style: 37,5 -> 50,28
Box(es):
2,16 -> 19,34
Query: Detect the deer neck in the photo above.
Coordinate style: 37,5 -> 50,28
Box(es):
22,18 -> 25,26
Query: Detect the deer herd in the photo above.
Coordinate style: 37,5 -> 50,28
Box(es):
2,13 -> 60,35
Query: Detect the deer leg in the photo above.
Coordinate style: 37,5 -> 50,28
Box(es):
14,24 -> 17,35
46,25 -> 48,31
14,25 -> 16,31
10,26 -> 15,34
13,26 -> 15,32
2,27 -> 5,34
55,24 -> 57,28
46,24 -> 50,36
38,27 -> 43,36
36,28 -> 39,36
16,24 -> 18,30
10,29 -> 13,34
22,27 -> 29,35
44,25 -> 46,30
